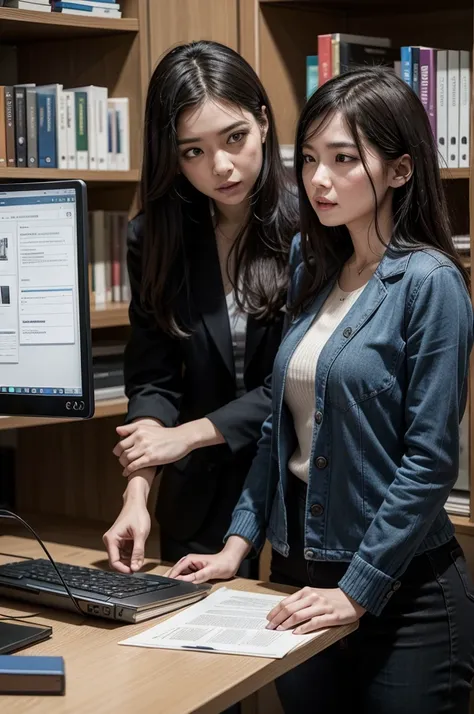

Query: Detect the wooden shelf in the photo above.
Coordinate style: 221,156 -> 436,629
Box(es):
91,303 -> 130,329
451,514 -> 474,535
440,168 -> 470,180
258,0 -> 471,10
0,8 -> 139,43
0,397 -> 128,431
0,168 -> 140,185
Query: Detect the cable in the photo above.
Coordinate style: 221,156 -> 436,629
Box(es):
0,613 -> 41,622
0,552 -> 33,560
0,510 -> 85,618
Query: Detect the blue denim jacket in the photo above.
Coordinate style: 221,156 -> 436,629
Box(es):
226,235 -> 473,615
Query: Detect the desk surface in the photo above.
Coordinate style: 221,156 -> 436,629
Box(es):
0,522 -> 357,714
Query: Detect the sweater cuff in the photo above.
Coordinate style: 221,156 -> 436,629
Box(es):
224,510 -> 265,555
338,553 -> 401,616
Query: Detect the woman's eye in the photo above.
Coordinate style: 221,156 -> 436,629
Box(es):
335,153 -> 355,163
183,147 -> 203,159
302,154 -> 315,164
228,132 -> 246,144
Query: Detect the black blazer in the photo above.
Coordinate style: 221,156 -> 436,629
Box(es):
124,213 -> 286,548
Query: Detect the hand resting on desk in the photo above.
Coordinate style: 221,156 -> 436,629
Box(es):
167,538 -> 366,634
165,536 -> 252,584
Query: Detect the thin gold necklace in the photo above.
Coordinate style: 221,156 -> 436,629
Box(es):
350,257 -> 381,276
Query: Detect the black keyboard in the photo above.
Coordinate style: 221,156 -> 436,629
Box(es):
0,559 -> 174,599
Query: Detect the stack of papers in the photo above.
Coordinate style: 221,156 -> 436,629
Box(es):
119,587 -> 330,659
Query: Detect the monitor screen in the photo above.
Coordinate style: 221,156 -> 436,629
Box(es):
0,180 -> 94,419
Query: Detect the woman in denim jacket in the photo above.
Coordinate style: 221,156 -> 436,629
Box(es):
167,67 -> 474,714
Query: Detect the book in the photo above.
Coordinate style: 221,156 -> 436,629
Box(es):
447,50 -> 460,168
436,50 -> 448,167
306,56 -> 318,99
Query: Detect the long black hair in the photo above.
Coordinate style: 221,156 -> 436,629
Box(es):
292,65 -> 469,314
139,40 -> 298,336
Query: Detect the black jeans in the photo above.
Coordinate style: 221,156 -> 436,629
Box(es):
271,477 -> 474,714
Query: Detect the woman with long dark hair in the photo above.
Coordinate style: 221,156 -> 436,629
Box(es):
168,66 -> 474,713
103,41 -> 298,578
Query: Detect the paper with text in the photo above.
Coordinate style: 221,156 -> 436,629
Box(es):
119,587 -> 329,658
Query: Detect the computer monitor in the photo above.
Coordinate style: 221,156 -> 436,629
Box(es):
0,180 -> 94,419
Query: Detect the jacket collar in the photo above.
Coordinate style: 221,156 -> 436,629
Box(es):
374,246 -> 412,280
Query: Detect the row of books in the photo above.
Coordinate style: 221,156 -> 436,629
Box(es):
1,0 -> 122,18
453,235 -> 470,254
88,210 -> 130,308
307,34 -> 471,169
0,84 -> 130,171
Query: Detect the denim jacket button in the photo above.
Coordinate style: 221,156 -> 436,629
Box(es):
343,327 -> 353,338
304,549 -> 314,559
310,503 -> 324,517
314,410 -> 323,424
385,590 -> 394,600
392,581 -> 401,591
315,456 -> 328,469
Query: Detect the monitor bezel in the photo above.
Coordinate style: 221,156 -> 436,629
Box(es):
0,179 -> 94,419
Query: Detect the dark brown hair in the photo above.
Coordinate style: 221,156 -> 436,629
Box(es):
139,40 -> 298,336
292,65 -> 469,314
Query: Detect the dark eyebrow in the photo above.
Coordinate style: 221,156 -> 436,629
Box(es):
178,120 -> 250,146
302,140 -> 357,151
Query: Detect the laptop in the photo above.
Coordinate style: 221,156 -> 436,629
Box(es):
0,179 -> 210,624
0,558 -> 211,623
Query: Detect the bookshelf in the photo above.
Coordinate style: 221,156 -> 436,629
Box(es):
1,0 -> 473,543
246,0 -> 474,519
0,2 -> 148,526
0,168 -> 140,183
0,7 -> 139,41
90,302 -> 130,329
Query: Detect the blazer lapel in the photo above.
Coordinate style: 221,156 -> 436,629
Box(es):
190,229 -> 235,379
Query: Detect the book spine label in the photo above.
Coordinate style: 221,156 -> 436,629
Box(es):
5,87 -> 16,167
64,91 -> 76,169
400,46 -> 412,87
412,47 -> 420,97
75,91 -> 88,169
57,89 -> 68,169
436,50 -> 448,167
0,88 -> 7,168
37,91 -> 57,168
458,50 -> 470,168
318,34 -> 332,85
447,50 -> 460,168
26,86 -> 38,168
420,48 -> 436,139
14,86 -> 27,167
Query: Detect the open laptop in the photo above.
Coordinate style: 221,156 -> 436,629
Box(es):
0,558 -> 211,623
0,180 -> 210,623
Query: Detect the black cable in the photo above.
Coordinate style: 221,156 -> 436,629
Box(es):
0,510 -> 85,618
0,613 -> 41,622
0,552 -> 34,560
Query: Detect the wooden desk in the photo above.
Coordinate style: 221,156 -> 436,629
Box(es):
0,525 -> 357,714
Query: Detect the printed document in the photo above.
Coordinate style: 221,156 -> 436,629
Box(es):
119,587 -> 330,658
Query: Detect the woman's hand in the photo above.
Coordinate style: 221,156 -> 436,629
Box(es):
102,501 -> 151,574
102,470 -> 155,573
113,422 -> 193,477
266,587 -> 365,634
164,537 -> 252,584
113,418 -> 225,478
